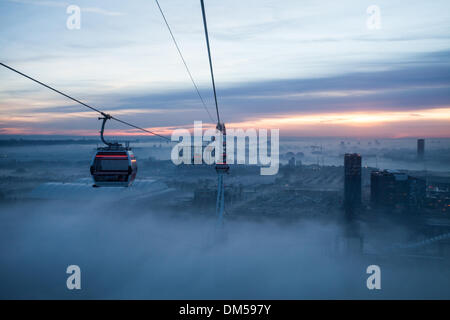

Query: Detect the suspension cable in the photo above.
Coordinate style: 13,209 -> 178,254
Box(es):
154,0 -> 215,123
200,0 -> 221,125
0,62 -> 171,140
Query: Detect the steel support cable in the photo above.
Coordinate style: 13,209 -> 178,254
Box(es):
0,62 -> 170,140
199,0 -> 221,125
155,0 -> 215,123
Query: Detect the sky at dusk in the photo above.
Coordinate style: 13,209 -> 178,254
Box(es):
0,0 -> 450,137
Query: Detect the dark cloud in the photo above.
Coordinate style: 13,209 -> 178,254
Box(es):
109,50 -> 450,124
5,50 -> 449,130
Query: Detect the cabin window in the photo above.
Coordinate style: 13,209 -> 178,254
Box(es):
94,159 -> 129,171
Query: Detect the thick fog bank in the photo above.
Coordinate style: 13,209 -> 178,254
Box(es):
0,200 -> 449,299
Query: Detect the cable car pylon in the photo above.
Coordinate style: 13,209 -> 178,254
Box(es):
215,123 -> 229,226
199,0 -> 229,227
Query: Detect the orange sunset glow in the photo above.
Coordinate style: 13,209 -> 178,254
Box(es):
2,107 -> 450,137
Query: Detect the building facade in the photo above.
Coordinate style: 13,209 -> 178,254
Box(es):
344,153 -> 362,209
417,139 -> 425,159
370,170 -> 426,211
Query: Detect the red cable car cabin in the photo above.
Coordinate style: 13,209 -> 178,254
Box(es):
90,148 -> 137,187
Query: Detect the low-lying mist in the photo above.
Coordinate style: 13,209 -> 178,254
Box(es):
0,199 -> 449,299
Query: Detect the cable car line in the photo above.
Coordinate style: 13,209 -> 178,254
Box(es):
199,0 -> 221,125
154,0 -> 215,123
110,116 -> 169,140
0,62 -> 170,141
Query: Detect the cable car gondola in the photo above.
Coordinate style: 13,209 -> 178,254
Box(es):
90,115 -> 137,187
